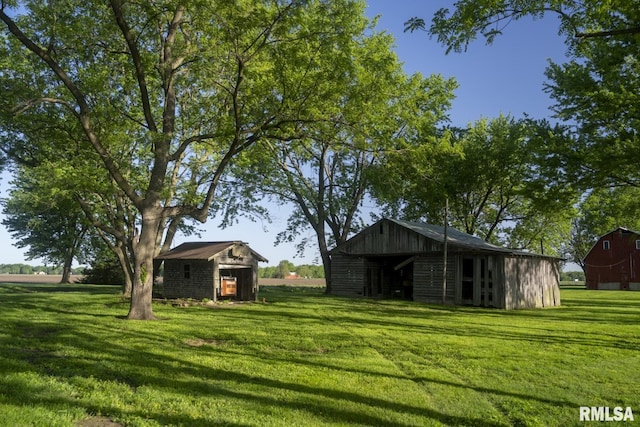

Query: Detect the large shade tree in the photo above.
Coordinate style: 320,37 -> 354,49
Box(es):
2,165 -> 89,283
404,1 -> 640,262
223,28 -> 457,292
0,0 -> 378,319
371,116 -> 577,256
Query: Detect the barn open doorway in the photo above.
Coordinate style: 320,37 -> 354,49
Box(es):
461,256 -> 495,307
218,267 -> 255,301
364,256 -> 414,300
391,259 -> 414,300
461,257 -> 474,305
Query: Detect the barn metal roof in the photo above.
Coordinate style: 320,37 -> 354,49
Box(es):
388,218 -> 512,253
330,218 -> 559,259
155,241 -> 268,262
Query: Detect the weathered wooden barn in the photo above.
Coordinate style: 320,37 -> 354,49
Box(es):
584,227 -> 640,290
330,218 -> 561,309
155,241 -> 268,301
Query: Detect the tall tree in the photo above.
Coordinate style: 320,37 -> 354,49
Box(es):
222,28 -> 456,292
372,116 -> 576,255
0,0 -> 377,319
2,165 -> 89,283
404,1 -> 639,261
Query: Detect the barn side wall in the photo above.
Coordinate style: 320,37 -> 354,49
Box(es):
163,259 -> 214,299
503,257 -> 560,309
330,254 -> 367,297
413,256 -> 456,304
584,229 -> 640,290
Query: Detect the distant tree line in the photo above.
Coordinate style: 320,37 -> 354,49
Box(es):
259,260 -> 325,279
560,271 -> 585,282
0,263 -> 83,275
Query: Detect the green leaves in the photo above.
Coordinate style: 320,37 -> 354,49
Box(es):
371,116 -> 577,255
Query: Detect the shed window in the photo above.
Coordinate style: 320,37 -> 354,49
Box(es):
183,264 -> 191,279
636,240 -> 640,250
603,240 -> 610,250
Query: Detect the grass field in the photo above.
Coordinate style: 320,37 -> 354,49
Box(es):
0,282 -> 638,426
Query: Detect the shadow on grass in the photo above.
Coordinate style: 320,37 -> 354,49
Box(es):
188,339 -> 580,410
0,321 -> 510,427
0,285 -> 514,427
228,298 -> 640,351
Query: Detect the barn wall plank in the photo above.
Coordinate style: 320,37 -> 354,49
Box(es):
331,255 -> 367,297
503,256 -> 561,309
336,220 -> 441,255
413,256 -> 456,303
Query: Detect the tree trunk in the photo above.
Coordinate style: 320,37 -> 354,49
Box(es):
316,229 -> 332,294
127,214 -> 159,320
60,254 -> 74,284
322,250 -> 332,294
116,247 -> 134,297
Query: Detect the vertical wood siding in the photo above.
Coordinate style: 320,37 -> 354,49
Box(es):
331,255 -> 367,297
162,243 -> 260,301
413,256 -> 456,303
338,220 -> 441,255
330,219 -> 562,309
503,256 -> 561,309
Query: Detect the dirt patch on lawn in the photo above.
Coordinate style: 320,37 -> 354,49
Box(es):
185,338 -> 226,347
76,416 -> 123,427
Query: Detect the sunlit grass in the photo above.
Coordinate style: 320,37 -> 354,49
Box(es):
0,283 -> 638,426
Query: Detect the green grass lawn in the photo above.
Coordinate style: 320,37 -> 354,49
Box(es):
0,283 -> 638,426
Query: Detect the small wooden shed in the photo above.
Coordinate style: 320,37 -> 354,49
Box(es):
330,218 -> 561,309
584,227 -> 640,290
155,241 -> 268,301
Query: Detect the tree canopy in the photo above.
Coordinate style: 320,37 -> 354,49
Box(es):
406,1 -> 640,191
2,165 -> 89,283
223,31 -> 457,291
371,116 -> 576,256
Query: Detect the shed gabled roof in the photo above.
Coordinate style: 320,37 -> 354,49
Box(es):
155,241 -> 268,262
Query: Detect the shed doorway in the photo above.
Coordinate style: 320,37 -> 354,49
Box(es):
218,267 -> 255,301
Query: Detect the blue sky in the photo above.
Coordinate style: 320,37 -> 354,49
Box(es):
0,1 -> 571,267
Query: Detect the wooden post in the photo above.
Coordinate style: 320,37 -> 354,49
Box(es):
442,197 -> 448,304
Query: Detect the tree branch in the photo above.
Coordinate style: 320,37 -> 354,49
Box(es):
109,0 -> 158,133
576,27 -> 640,38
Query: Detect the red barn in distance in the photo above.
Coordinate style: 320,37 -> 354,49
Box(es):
584,227 -> 640,290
